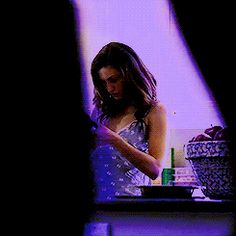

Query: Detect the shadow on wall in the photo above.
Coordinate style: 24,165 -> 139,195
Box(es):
170,0 -> 236,144
7,1 -> 95,235
170,1 -> 236,232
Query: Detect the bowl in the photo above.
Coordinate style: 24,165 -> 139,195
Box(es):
137,185 -> 197,198
184,140 -> 235,199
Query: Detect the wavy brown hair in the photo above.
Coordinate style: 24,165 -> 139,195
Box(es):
91,42 -> 158,121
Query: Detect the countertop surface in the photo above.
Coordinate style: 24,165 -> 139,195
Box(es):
94,197 -> 236,212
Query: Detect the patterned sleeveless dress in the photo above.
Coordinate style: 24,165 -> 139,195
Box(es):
90,119 -> 151,201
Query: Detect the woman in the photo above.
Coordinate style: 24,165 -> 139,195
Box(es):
90,42 -> 167,200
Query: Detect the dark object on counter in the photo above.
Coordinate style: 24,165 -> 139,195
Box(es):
204,125 -> 223,139
214,127 -> 230,140
185,141 -> 235,200
137,186 -> 196,198
191,133 -> 212,142
189,126 -> 230,142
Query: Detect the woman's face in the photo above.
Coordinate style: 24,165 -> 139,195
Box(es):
98,66 -> 125,100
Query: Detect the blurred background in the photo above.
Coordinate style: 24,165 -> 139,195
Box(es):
7,0 -> 234,235
74,0 -> 230,183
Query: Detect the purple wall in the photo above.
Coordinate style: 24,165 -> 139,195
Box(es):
76,0 -> 224,130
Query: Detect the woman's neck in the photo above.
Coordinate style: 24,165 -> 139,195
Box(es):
114,105 -> 136,118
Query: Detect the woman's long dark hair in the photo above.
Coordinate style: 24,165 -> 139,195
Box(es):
91,42 -> 158,121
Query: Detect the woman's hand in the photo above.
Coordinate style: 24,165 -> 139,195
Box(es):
94,124 -> 119,146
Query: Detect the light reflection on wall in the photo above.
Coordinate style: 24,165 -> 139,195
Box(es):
76,0 -> 225,129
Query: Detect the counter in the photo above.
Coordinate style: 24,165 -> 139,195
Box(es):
86,198 -> 236,236
94,197 -> 236,212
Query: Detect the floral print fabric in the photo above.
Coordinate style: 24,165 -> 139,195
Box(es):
90,120 -> 151,201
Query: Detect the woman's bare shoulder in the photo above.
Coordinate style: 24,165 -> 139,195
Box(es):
150,102 -> 166,116
145,102 -> 167,124
153,101 -> 166,112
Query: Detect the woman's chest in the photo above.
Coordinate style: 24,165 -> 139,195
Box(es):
106,113 -> 136,133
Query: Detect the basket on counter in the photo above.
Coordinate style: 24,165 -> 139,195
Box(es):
184,140 -> 235,199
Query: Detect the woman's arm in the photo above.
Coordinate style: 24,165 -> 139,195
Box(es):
94,103 -> 167,180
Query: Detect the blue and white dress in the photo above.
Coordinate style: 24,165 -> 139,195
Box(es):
90,119 -> 151,201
